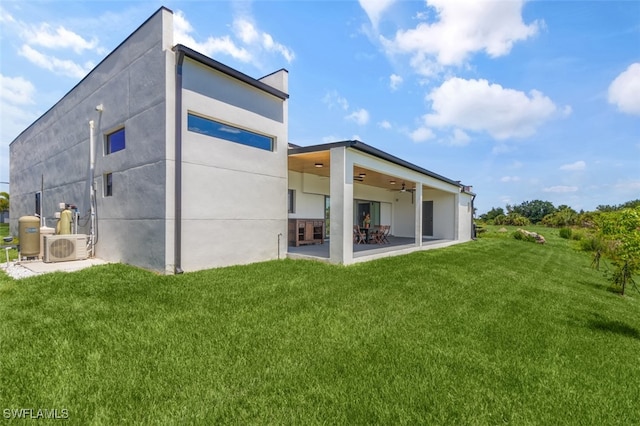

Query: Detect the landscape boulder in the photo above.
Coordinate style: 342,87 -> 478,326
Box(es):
516,229 -> 546,244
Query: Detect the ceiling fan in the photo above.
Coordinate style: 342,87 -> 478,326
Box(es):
390,182 -> 416,204
390,182 -> 415,193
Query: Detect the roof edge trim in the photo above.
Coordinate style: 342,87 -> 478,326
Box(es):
174,44 -> 289,100
289,140 -> 462,188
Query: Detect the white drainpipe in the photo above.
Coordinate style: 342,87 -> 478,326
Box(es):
89,120 -> 96,257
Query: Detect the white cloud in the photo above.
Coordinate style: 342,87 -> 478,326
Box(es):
449,128 -> 470,146
359,0 -> 397,29
608,62 -> 640,116
174,11 -> 252,62
559,160 -> 586,171
378,120 -> 392,129
613,180 -> 640,192
22,23 -> 98,54
543,185 -> 578,193
0,75 -> 39,145
173,11 -> 294,65
389,74 -> 403,91
323,90 -> 349,110
409,126 -> 435,143
234,18 -> 295,63
345,108 -> 370,125
18,44 -> 93,79
0,74 -> 35,105
381,0 -> 540,76
425,77 -> 558,140
500,176 -> 521,183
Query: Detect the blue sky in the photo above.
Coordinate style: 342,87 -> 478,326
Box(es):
1,0 -> 638,214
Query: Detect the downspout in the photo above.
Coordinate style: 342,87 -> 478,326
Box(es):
89,120 -> 96,257
471,193 -> 477,240
174,49 -> 185,274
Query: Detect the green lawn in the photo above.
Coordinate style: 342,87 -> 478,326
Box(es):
1,226 -> 639,424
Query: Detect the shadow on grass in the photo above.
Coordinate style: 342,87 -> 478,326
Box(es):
577,279 -> 609,293
587,316 -> 640,340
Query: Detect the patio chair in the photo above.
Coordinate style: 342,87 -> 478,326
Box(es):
354,225 -> 366,244
369,226 -> 383,244
380,225 -> 391,244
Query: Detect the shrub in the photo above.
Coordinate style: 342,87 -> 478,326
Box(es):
580,235 -> 604,252
570,230 -> 584,241
559,228 -> 572,239
495,213 -> 531,227
513,230 -> 537,243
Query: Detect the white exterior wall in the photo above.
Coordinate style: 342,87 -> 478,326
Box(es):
179,59 -> 288,272
425,190 -> 456,240
287,171 -> 326,219
393,196 -> 415,238
458,192 -> 474,242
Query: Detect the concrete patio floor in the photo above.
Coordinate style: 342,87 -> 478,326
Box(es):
287,235 -> 456,262
1,258 -> 109,279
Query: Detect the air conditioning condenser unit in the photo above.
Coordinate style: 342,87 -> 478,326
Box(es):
43,234 -> 88,263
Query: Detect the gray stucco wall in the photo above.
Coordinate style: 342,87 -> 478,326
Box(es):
10,8 -> 172,271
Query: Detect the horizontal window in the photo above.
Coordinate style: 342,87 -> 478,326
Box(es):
187,113 -> 273,151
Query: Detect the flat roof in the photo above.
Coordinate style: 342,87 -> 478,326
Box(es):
174,44 -> 289,101
288,140 -> 466,189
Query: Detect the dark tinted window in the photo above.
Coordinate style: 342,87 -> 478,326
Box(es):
188,114 -> 273,151
106,128 -> 125,154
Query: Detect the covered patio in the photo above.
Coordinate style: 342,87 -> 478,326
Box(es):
287,236 -> 457,263
287,140 -> 475,265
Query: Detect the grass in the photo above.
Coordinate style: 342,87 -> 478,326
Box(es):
1,225 -> 639,424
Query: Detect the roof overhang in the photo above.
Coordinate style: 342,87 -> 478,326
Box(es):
174,44 -> 289,101
288,140 -> 465,189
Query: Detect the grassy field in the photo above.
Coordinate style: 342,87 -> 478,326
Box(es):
1,226 -> 639,424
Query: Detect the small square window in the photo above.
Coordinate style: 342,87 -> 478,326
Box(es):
105,128 -> 125,154
104,173 -> 113,197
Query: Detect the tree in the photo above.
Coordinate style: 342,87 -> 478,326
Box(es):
479,207 -> 505,222
596,199 -> 640,212
0,192 -> 8,213
593,207 -> 640,295
0,192 -> 8,224
541,206 -> 578,227
509,200 -> 556,224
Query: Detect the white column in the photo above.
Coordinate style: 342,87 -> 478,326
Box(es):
454,192 -> 460,241
414,183 -> 423,247
330,147 -> 353,264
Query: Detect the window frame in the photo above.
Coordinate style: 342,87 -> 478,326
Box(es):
104,173 -> 113,197
105,127 -> 126,155
187,113 -> 274,152
288,189 -> 295,214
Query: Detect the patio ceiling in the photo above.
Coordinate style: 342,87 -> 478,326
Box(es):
288,151 -> 418,191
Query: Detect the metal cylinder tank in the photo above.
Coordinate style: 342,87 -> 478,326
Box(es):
19,216 -> 41,257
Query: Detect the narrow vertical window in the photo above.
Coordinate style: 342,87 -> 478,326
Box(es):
105,127 -> 125,154
288,189 -> 295,213
104,173 -> 113,197
35,192 -> 42,217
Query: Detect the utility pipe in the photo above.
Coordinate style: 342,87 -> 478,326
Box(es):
89,120 -> 96,257
174,49 -> 185,274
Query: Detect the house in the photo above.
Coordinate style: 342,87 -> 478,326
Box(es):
9,6 -> 474,274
